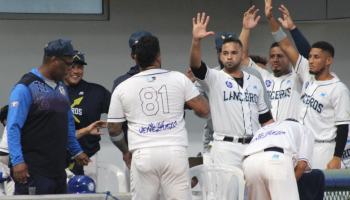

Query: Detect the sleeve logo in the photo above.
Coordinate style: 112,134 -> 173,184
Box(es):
11,102 -> 18,107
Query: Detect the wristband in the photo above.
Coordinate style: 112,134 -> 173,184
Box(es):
272,27 -> 287,42
110,132 -> 124,142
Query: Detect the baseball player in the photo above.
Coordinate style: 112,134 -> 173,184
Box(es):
240,4 -> 312,121
265,0 -> 350,169
64,50 -> 110,183
190,11 -> 274,199
242,119 -> 314,200
108,35 -> 210,200
196,7 -> 273,165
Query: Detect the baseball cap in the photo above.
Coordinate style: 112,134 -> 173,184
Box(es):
73,50 -> 87,65
129,30 -> 152,51
44,39 -> 75,57
68,175 -> 96,194
215,32 -> 238,49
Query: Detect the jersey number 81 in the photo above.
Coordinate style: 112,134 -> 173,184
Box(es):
139,85 -> 169,116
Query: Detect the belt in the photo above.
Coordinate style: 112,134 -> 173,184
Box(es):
223,136 -> 252,144
245,147 -> 284,160
315,139 -> 335,143
264,147 -> 284,154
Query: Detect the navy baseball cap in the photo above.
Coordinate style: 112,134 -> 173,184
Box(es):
44,39 -> 75,57
215,32 -> 238,49
73,50 -> 87,65
129,30 -> 152,51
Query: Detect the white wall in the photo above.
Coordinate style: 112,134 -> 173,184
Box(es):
1,1 -> 350,171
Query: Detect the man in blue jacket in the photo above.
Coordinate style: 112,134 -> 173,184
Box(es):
7,39 -> 90,195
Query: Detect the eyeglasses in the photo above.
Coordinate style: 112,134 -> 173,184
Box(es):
56,57 -> 74,68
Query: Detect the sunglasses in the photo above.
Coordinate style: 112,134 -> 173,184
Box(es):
57,57 -> 74,68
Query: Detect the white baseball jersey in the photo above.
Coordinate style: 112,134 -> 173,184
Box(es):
197,66 -> 269,140
243,120 -> 314,171
108,69 -> 199,151
0,127 -> 8,153
295,55 -> 350,140
248,58 -> 303,121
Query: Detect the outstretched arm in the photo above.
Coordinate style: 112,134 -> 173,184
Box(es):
185,94 -> 210,119
190,12 -> 215,69
76,120 -> 107,139
280,6 -> 311,59
239,5 -> 261,66
265,0 -> 299,68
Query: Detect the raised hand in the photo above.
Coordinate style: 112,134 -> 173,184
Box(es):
192,12 -> 215,41
278,5 -> 296,30
243,5 -> 261,29
265,0 -> 273,19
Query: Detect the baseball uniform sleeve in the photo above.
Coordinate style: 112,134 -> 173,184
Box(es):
298,125 -> 314,173
194,81 -> 207,98
108,87 -> 126,123
332,84 -> 350,125
192,61 -> 219,93
7,84 -> 32,166
257,82 -> 269,114
294,54 -> 310,83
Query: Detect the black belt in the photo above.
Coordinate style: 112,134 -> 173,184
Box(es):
245,147 -> 284,160
223,136 -> 252,144
264,147 -> 284,154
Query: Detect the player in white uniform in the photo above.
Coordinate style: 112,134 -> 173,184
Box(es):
107,35 -> 210,200
190,12 -> 274,199
239,5 -> 309,121
195,31 -> 273,165
265,0 -> 350,169
242,119 -> 314,200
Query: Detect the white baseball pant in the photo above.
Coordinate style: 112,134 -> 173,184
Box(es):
243,151 -> 299,200
130,146 -> 191,200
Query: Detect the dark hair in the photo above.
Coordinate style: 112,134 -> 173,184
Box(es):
249,55 -> 268,65
312,41 -> 334,57
222,37 -> 243,50
0,105 -> 8,126
135,35 -> 160,68
270,42 -> 279,49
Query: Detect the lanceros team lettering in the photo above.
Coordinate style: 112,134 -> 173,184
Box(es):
223,91 -> 258,103
300,94 -> 323,113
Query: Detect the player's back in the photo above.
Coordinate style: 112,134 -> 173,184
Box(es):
114,69 -> 199,151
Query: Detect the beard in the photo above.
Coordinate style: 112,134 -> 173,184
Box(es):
309,65 -> 325,76
224,60 -> 241,73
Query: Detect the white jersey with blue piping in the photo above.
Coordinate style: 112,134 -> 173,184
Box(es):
295,55 -> 350,141
243,120 -> 314,172
196,65 -> 269,140
248,58 -> 303,121
108,69 -> 199,151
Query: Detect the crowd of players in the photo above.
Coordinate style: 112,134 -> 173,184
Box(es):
0,0 -> 350,199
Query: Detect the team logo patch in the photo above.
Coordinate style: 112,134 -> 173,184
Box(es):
146,77 -> 156,82
320,93 -> 326,98
225,81 -> 233,88
253,85 -> 257,90
271,154 -> 279,160
286,80 -> 291,85
88,182 -> 95,191
11,102 -> 18,107
305,82 -> 309,89
59,86 -> 66,96
79,91 -> 84,95
265,80 -> 271,87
